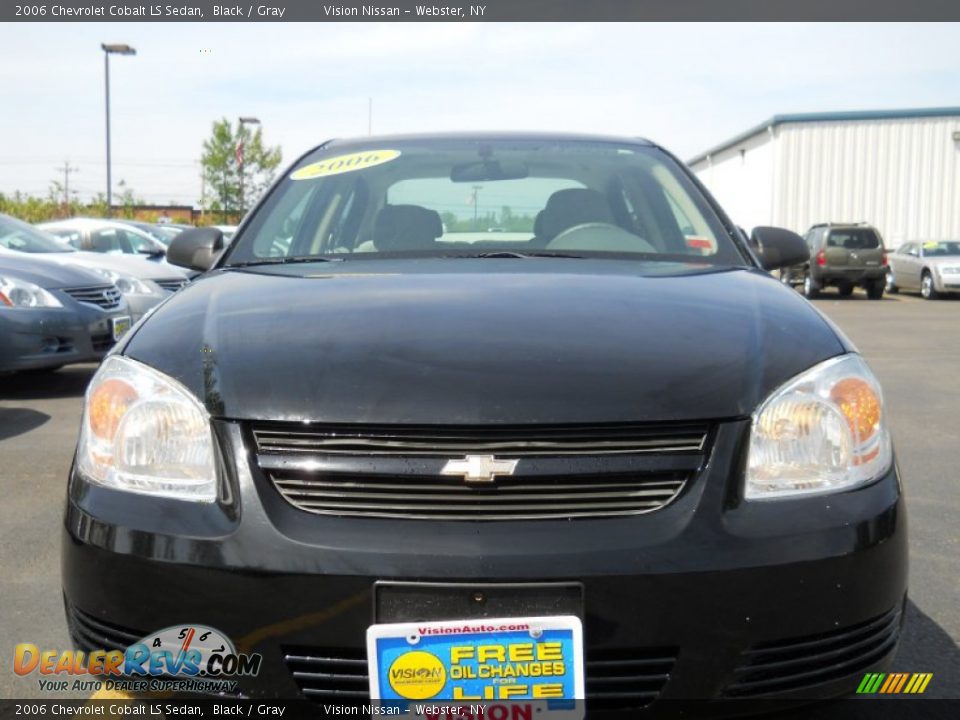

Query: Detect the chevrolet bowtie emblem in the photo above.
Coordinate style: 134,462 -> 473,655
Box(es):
441,455 -> 519,484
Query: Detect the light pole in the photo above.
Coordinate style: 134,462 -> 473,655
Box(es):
101,43 -> 136,217
237,116 -> 260,216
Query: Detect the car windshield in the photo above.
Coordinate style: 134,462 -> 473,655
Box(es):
128,222 -> 172,244
922,241 -> 960,256
0,215 -> 73,253
223,138 -> 744,266
153,226 -> 183,244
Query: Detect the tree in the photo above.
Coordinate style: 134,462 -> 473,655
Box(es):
199,118 -> 282,219
114,179 -> 142,219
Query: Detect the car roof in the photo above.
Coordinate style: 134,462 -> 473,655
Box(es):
809,223 -> 877,230
40,217 -> 129,229
321,131 -> 656,152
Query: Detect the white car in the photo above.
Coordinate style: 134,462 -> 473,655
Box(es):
38,218 -> 169,260
887,240 -> 960,299
0,213 -> 190,322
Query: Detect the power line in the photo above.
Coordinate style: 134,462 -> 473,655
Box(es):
56,160 -> 79,205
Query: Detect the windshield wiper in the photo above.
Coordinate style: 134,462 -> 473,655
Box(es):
453,251 -> 585,259
226,256 -> 345,268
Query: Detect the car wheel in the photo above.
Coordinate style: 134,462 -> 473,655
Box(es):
838,283 -> 854,297
866,280 -> 885,300
803,275 -> 820,299
921,272 -> 940,300
885,273 -> 898,294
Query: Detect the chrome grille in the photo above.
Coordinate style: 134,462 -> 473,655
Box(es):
271,472 -> 686,521
63,284 -> 122,309
253,422 -> 709,521
253,423 -> 708,457
156,278 -> 188,293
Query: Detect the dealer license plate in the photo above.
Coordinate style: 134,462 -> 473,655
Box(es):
111,316 -> 132,341
367,615 -> 583,717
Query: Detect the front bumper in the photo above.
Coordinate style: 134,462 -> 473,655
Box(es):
62,420 -> 908,707
933,272 -> 960,293
124,293 -> 165,323
0,304 -> 124,372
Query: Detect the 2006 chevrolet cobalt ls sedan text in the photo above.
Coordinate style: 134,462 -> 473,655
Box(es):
62,133 -> 906,711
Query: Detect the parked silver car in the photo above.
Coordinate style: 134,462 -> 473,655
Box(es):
37,218 -> 168,258
120,220 -> 185,246
0,213 -> 189,322
887,240 -> 960,299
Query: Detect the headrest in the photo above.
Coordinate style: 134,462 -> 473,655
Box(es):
374,204 -> 443,252
539,188 -> 614,240
533,210 -> 545,237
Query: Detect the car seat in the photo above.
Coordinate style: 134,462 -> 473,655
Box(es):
530,189 -> 615,247
373,205 -> 443,252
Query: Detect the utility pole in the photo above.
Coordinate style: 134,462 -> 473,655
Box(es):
472,185 -> 482,230
57,161 -> 79,208
368,97 -> 373,135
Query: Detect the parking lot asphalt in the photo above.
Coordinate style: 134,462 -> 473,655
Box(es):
0,289 -> 957,706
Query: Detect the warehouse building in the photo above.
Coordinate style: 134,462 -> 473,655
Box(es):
688,107 -> 960,248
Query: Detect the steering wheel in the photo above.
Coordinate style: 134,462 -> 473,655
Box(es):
547,223 -> 657,253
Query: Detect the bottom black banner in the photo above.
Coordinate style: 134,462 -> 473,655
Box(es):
0,699 -> 957,720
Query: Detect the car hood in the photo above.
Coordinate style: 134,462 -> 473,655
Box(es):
0,254 -> 107,289
123,260 -> 847,424
53,251 -> 189,281
0,247 -> 188,281
926,256 -> 960,270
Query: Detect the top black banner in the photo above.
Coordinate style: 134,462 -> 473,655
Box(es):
6,0 -> 960,22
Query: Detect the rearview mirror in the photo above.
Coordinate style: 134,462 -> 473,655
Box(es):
451,160 -> 529,183
751,226 -> 809,270
167,227 -> 224,272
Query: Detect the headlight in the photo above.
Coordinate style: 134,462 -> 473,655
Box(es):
83,267 -> 161,296
77,355 -> 217,502
0,276 -> 63,308
746,354 -> 892,500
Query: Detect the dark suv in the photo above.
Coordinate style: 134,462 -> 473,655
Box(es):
782,223 -> 888,299
61,134 -> 905,710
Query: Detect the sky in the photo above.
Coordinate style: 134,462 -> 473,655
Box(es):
1,22 -> 958,205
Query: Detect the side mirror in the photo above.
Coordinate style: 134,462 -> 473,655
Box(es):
751,226 -> 809,270
167,227 -> 224,272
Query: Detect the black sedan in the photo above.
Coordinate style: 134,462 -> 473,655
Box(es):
0,255 -> 132,373
61,134 -> 905,711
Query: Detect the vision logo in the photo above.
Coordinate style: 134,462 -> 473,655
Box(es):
857,672 -> 933,694
387,650 -> 446,700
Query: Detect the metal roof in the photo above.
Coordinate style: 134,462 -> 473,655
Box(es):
688,107 -> 960,166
